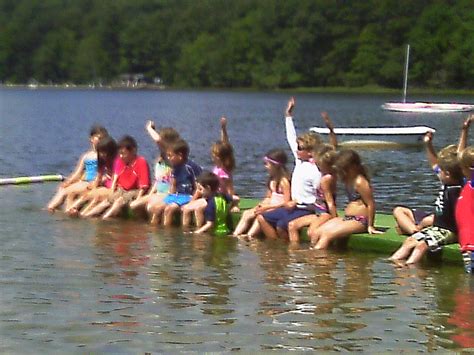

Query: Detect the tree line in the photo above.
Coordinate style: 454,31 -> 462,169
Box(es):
1,0 -> 474,89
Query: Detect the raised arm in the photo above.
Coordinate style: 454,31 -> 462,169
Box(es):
146,120 -> 161,144
220,116 -> 230,144
321,111 -> 338,148
285,97 -> 298,159
423,131 -> 438,169
458,114 -> 474,155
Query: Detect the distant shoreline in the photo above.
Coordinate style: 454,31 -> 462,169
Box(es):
2,83 -> 474,96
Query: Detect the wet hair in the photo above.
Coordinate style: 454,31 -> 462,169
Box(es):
197,170 -> 220,192
460,146 -> 474,170
212,141 -> 235,172
438,153 -> 464,184
118,135 -> 138,151
97,136 -> 118,171
264,148 -> 290,192
334,149 -> 370,183
170,139 -> 189,159
90,125 -> 109,138
297,131 -> 322,151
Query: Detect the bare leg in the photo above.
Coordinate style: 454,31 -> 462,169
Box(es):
164,203 -> 180,227
276,227 -> 288,240
406,241 -> 429,264
393,206 -> 418,235
307,214 -> 332,244
148,200 -> 165,225
389,237 -> 418,261
246,219 -> 261,237
102,197 -> 126,220
314,218 -> 366,250
288,215 -> 317,243
257,215 -> 278,239
194,205 -> 206,227
232,208 -> 255,236
130,194 -> 150,210
80,197 -> 100,216
47,188 -> 66,211
82,200 -> 111,218
181,199 -> 206,227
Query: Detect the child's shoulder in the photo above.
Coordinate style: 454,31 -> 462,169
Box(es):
82,149 -> 97,160
185,159 -> 202,174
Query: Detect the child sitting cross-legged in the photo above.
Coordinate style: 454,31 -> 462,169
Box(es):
191,171 -> 233,236
147,139 -> 202,226
390,147 -> 464,265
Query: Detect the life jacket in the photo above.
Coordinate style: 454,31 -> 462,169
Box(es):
213,195 -> 230,236
455,178 -> 474,252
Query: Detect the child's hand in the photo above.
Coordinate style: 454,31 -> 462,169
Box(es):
284,201 -> 297,209
146,120 -> 155,131
423,131 -> 433,144
254,204 -> 266,215
220,116 -> 227,127
463,115 -> 474,130
368,226 -> 384,235
285,97 -> 295,116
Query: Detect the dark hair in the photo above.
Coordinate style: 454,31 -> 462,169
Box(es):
334,149 -> 370,183
97,136 -> 118,171
159,127 -> 180,145
197,170 -> 219,192
170,139 -> 189,160
90,125 -> 108,138
212,141 -> 235,172
118,135 -> 137,151
264,148 -> 290,192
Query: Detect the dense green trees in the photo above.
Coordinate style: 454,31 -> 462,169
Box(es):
1,0 -> 474,89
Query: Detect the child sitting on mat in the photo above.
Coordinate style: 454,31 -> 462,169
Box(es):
148,138 -> 202,226
47,125 -> 108,212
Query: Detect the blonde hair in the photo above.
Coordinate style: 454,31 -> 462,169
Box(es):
297,131 -> 322,151
438,152 -> 463,183
460,146 -> 474,170
438,144 -> 457,161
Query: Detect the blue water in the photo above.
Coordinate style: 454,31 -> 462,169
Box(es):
0,87 -> 473,352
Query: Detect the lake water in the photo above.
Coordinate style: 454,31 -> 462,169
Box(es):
1,88 -> 473,352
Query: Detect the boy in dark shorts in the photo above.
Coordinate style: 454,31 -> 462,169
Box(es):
192,171 -> 232,236
390,151 -> 464,265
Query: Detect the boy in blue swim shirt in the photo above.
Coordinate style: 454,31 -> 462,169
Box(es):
149,139 -> 202,226
192,171 -> 232,236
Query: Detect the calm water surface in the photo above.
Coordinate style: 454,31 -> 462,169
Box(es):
1,88 -> 473,352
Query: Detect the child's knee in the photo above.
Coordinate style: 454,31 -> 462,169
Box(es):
415,241 -> 429,252
288,220 -> 297,232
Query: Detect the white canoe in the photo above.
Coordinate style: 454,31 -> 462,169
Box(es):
381,102 -> 474,113
310,126 -> 435,148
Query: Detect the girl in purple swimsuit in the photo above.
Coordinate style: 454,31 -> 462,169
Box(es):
310,149 -> 382,249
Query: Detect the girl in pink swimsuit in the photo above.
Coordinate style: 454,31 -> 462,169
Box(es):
233,148 -> 291,238
182,117 -> 238,228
